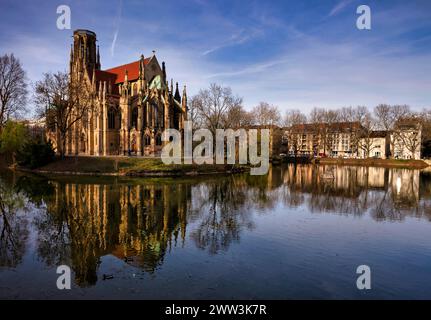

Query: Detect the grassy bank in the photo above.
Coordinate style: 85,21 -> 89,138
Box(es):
22,156 -> 248,176
315,157 -> 429,169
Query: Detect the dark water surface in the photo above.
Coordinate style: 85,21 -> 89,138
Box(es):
0,164 -> 430,299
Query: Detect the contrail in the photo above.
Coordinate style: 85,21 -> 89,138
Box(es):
110,0 -> 123,57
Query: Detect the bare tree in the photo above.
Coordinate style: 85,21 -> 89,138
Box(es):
374,104 -> 392,131
357,113 -> 378,158
188,95 -> 204,131
226,104 -> 253,128
393,115 -> 422,159
338,106 -> 355,122
251,102 -> 281,126
373,104 -> 411,158
34,71 -> 92,157
283,109 -> 306,156
308,107 -> 326,152
347,106 -> 372,156
321,109 -> 339,156
192,83 -> 243,135
0,54 -> 28,131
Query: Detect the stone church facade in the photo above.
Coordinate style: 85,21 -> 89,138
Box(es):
49,29 -> 187,156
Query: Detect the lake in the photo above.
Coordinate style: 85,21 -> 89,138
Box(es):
0,164 -> 430,299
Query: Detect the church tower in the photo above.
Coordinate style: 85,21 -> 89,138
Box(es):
70,29 -> 100,75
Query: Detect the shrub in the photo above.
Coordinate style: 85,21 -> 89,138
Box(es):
17,139 -> 55,169
0,121 -> 29,162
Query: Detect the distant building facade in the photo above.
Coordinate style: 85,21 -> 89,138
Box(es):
19,119 -> 46,141
282,121 -> 422,159
391,120 -> 422,159
358,131 -> 390,159
282,122 -> 362,158
47,29 -> 187,156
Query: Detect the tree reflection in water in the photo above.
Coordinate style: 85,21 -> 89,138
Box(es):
189,177 -> 255,254
0,171 -> 29,268
0,164 -> 430,287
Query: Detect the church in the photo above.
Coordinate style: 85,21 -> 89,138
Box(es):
49,29 -> 188,156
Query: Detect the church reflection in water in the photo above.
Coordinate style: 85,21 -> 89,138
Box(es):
1,164 -> 430,287
38,181 -> 190,286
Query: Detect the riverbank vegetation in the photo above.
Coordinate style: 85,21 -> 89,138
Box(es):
0,120 -> 55,169
26,156 -> 248,176
315,157 -> 429,169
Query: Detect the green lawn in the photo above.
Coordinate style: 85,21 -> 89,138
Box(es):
36,156 -> 247,175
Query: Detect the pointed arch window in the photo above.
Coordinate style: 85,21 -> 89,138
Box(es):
108,108 -> 116,129
144,135 -> 151,146
131,107 -> 138,128
156,134 -> 162,146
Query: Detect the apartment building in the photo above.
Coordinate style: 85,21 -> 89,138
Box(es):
283,122 -> 361,158
283,121 -> 422,159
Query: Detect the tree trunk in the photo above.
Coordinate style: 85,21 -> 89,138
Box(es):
61,133 -> 67,159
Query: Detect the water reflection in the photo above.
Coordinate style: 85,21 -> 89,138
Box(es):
0,172 -> 28,268
0,164 -> 430,289
278,165 -> 430,220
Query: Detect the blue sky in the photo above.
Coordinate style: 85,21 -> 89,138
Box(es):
0,0 -> 430,116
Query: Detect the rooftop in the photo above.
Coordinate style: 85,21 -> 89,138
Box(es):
104,58 -> 151,84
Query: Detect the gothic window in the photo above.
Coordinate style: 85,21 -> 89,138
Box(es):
143,104 -> 147,127
153,103 -> 158,127
156,134 -> 162,146
144,135 -> 151,146
108,108 -> 116,129
80,133 -> 86,153
131,107 -> 138,128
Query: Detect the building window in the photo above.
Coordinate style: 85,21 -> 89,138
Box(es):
131,107 -> 138,128
108,108 -> 116,129
152,103 -> 159,127
144,135 -> 151,146
156,135 -> 162,146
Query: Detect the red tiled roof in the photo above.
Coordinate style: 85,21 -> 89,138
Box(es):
104,58 -> 151,84
95,69 -> 117,83
94,70 -> 119,95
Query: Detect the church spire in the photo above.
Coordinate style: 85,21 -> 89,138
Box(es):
174,82 -> 181,102
182,85 -> 187,111
182,85 -> 187,100
69,44 -> 74,74
139,54 -> 145,79
162,61 -> 166,82
96,45 -> 100,69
